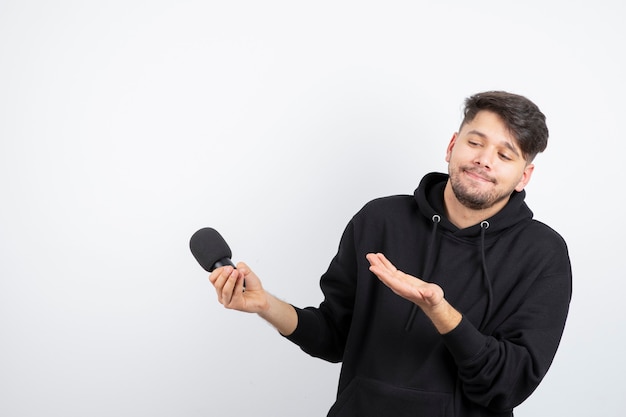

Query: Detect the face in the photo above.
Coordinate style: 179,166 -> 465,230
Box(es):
445,110 -> 534,211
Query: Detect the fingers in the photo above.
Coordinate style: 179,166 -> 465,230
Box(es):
375,253 -> 396,271
366,253 -> 398,278
366,252 -> 385,266
208,265 -> 242,306
366,253 -> 445,310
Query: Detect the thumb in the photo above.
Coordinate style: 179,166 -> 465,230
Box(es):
235,261 -> 263,290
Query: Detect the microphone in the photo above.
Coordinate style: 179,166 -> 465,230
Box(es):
189,227 -> 236,272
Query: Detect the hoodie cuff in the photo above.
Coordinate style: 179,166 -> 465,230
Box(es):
441,316 -> 486,363
282,306 -> 319,346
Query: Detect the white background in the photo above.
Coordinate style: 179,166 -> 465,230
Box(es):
1,1 -> 624,416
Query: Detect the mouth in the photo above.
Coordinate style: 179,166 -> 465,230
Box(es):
463,168 -> 494,183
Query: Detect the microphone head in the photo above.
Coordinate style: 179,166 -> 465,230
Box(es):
189,227 -> 233,272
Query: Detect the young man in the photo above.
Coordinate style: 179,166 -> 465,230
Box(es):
208,91 -> 572,417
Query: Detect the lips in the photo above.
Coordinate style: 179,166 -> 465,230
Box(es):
464,168 -> 494,183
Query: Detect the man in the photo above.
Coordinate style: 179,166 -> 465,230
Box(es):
208,91 -> 572,416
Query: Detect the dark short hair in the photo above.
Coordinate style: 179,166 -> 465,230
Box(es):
461,91 -> 549,162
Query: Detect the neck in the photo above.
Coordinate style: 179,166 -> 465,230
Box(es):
443,181 -> 510,229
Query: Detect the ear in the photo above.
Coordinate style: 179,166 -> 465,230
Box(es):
514,163 -> 535,192
445,133 -> 458,163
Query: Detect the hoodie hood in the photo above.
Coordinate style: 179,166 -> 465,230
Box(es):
414,172 -> 534,237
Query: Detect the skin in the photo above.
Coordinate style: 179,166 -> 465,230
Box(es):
209,263 -> 298,336
209,110 -> 535,335
444,110 -> 534,229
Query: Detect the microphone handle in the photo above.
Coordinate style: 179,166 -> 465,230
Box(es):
211,257 -> 236,272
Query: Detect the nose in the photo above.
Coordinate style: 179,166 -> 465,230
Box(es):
474,150 -> 493,169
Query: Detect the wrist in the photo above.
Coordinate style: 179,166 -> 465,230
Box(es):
258,293 -> 298,336
425,299 -> 462,335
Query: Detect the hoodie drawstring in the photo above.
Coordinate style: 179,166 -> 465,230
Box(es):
404,214 -> 440,331
479,221 -> 493,329
404,217 -> 494,332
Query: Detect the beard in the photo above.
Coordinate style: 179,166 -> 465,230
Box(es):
448,165 -> 515,210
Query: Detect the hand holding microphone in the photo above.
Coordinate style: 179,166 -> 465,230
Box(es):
190,227 -> 267,313
189,227 -> 298,335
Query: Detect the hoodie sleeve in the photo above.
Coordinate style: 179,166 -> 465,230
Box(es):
442,246 -> 572,412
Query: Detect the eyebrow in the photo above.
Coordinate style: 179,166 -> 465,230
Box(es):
466,129 -> 521,157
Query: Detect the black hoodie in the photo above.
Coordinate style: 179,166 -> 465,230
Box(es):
286,172 -> 572,417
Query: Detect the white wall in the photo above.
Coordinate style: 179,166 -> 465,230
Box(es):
1,1 -> 623,416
